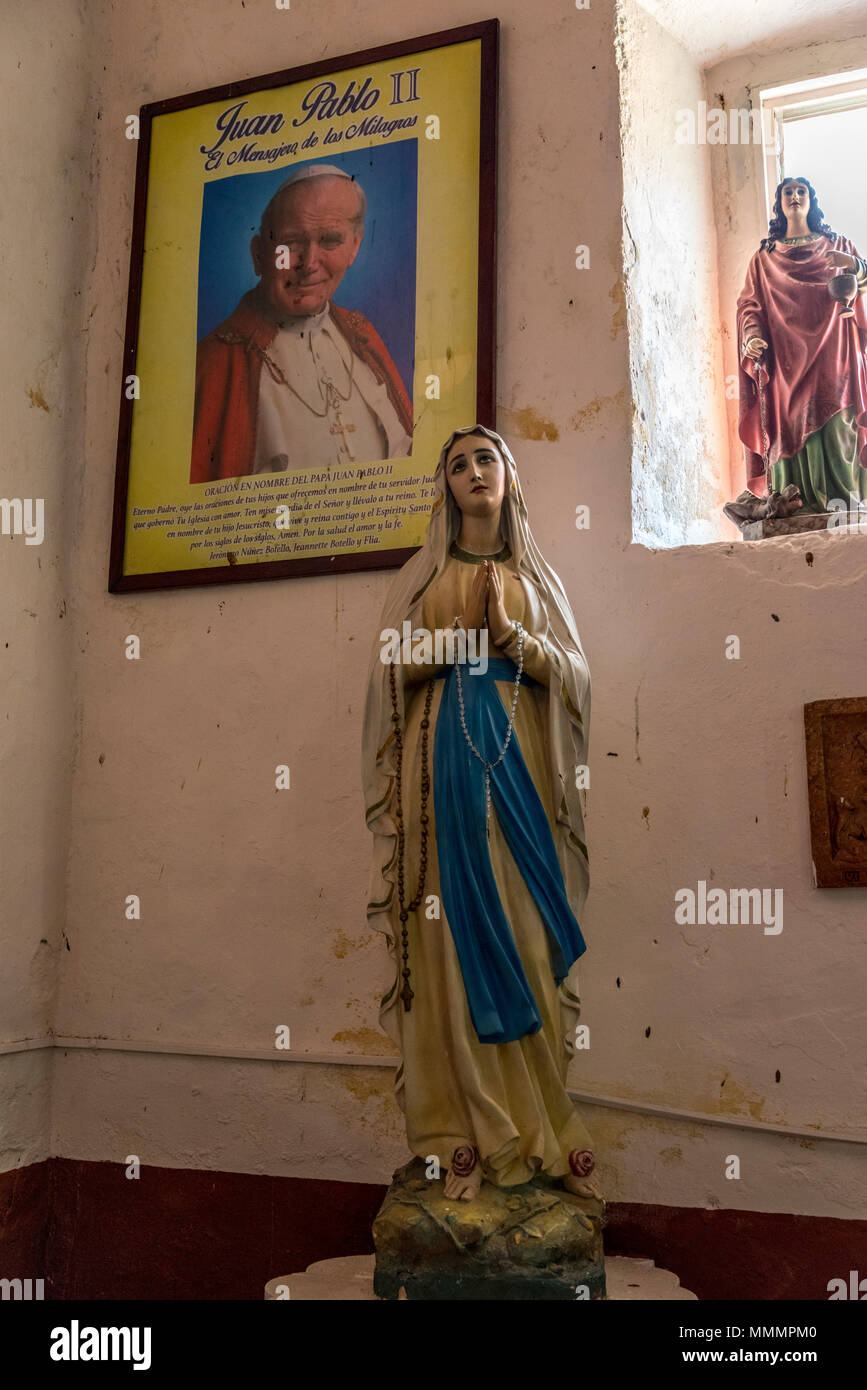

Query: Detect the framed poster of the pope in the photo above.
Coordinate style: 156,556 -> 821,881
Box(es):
108,20 -> 498,592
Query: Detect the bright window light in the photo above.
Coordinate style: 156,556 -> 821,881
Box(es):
782,105 -> 867,252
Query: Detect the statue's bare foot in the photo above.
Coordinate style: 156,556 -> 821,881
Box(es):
443,1166 -> 482,1201
444,1144 -> 481,1202
563,1149 -> 604,1204
563,1172 -> 605,1203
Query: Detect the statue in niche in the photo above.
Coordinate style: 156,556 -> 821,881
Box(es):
724,176 -> 867,528
362,426 -> 600,1205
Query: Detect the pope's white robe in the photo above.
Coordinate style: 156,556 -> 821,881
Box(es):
253,302 -> 412,472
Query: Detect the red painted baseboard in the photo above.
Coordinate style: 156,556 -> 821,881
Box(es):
0,1160 -> 51,1288
1,1159 -> 864,1299
45,1159 -> 384,1300
605,1202 -> 867,1301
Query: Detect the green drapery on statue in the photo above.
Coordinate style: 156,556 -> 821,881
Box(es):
769,407 -> 867,512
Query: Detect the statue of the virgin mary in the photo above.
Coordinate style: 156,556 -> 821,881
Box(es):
362,426 -> 600,1203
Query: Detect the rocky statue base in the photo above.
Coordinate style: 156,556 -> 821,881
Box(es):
372,1157 -> 606,1300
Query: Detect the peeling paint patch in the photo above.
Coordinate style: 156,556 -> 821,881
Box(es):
332,1027 -> 396,1056
569,387 -> 628,432
707,1077 -> 767,1122
343,1071 -> 388,1102
332,929 -> 355,959
500,406 -> 559,442
609,279 -> 627,338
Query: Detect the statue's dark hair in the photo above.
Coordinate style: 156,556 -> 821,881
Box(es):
761,176 -> 834,252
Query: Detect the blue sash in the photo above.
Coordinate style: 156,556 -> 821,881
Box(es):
432,657 -> 586,1043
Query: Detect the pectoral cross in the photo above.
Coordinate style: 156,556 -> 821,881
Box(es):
325,381 -> 356,460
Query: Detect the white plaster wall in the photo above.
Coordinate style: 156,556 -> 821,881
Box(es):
706,32 -> 867,493
0,0 -> 94,1167
617,0 -> 732,547
5,0 -> 866,1222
